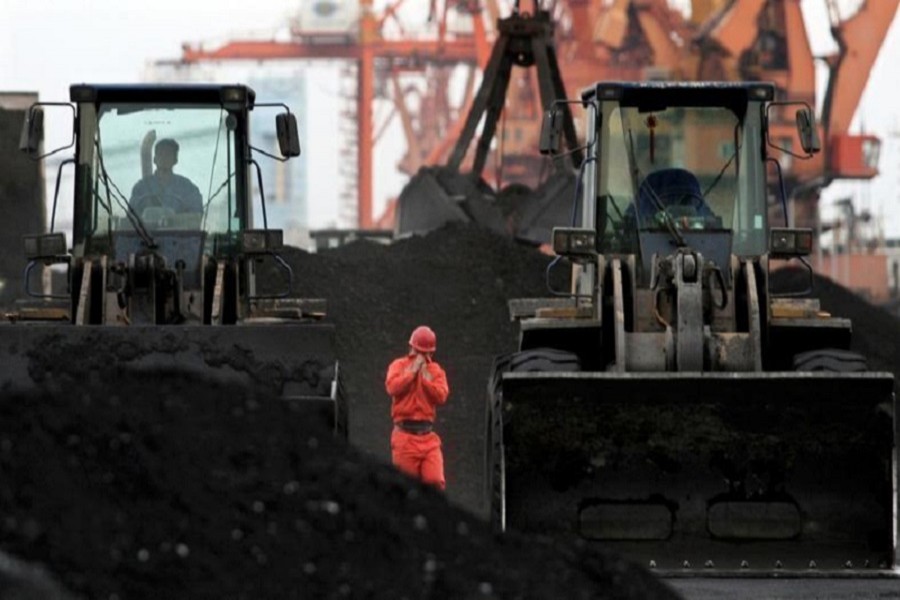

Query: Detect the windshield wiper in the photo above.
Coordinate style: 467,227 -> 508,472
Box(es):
625,127 -> 686,247
703,123 -> 742,199
201,171 -> 236,230
94,136 -> 156,248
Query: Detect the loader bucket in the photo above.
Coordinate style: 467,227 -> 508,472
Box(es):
490,371 -> 897,575
0,323 -> 345,434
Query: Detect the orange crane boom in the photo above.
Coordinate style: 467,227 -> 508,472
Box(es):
176,0 -> 897,233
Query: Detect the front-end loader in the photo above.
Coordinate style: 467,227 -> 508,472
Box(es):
487,82 -> 897,575
7,83 -> 345,435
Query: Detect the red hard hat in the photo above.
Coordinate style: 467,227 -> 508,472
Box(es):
409,325 -> 437,353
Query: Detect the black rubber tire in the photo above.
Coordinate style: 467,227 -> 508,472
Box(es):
490,348 -> 581,392
793,348 -> 868,373
333,375 -> 349,439
486,386 -> 504,531
318,363 -> 348,438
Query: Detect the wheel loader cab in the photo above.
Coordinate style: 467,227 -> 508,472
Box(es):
42,83 -> 303,327
594,84 -> 767,283
73,85 -> 251,267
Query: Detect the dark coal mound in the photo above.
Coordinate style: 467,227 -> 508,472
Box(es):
0,549 -> 77,600
276,227 -> 900,516
286,231 -> 900,519
770,268 -> 900,389
0,375 -> 679,600
273,223 -> 568,514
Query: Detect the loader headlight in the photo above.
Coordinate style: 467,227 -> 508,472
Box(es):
768,227 -> 813,258
749,85 -> 774,101
220,86 -> 247,105
552,227 -> 597,259
241,229 -> 284,255
23,232 -> 67,260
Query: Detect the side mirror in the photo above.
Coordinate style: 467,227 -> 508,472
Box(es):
539,108 -> 562,155
795,108 -> 821,155
276,113 -> 301,158
19,107 -> 44,155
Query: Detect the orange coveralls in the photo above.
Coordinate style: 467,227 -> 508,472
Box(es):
385,355 -> 450,490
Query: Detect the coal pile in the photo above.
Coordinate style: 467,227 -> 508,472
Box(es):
287,229 -> 900,516
0,375 -> 679,600
0,224 -> 683,599
275,223 -> 568,515
770,268 -> 900,391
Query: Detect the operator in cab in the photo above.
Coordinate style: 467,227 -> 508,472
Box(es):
631,168 -> 718,229
130,134 -> 203,222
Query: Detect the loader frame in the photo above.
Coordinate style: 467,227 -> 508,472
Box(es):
8,83 -> 346,434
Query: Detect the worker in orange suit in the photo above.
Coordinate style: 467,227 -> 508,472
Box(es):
385,325 -> 450,490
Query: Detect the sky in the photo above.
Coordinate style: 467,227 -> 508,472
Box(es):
1,0 -> 899,238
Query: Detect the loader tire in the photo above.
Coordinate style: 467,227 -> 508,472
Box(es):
793,348 -> 868,373
486,386 -> 504,531
325,364 -> 349,439
486,348 -> 581,529
490,348 -> 581,393
334,377 -> 349,439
